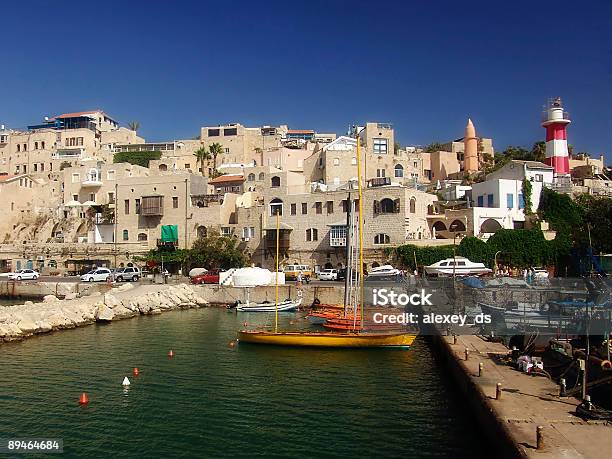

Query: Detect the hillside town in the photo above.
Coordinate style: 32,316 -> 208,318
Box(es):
0,98 -> 609,276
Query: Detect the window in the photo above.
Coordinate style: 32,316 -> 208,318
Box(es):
271,176 -> 281,187
135,198 -> 141,214
34,164 -> 38,172
248,173 -> 255,181
207,128 -> 220,137
506,193 -> 514,209
333,158 -> 339,166
351,157 -> 357,165
72,194 -> 79,201
290,203 -> 297,215
224,128 -> 238,136
137,233 -> 148,241
122,230 -> 129,241
376,169 -> 386,178
224,148 -> 230,153
17,144 -> 20,152
270,198 -> 283,216
326,201 -> 334,214
409,198 -> 416,213
221,227 -> 232,236
487,194 -> 494,207
535,174 -> 543,182
374,233 -> 390,244
394,164 -> 404,177
124,199 -> 130,214
173,197 -> 179,208
258,172 -> 265,181
315,202 -> 322,214
373,138 -> 388,155
40,163 -> 44,172
185,163 -> 191,169
374,198 -> 400,214
107,170 -> 116,180
301,203 -> 308,215
341,200 -> 349,213
477,195 -> 484,207
34,142 -> 38,149
306,228 -> 318,241
41,141 -> 45,149
518,193 -> 525,210
108,192 -> 115,204
72,173 -> 80,183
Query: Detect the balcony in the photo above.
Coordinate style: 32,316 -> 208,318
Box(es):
157,239 -> 178,248
328,224 -> 347,247
368,177 -> 391,187
52,148 -> 84,160
141,196 -> 164,216
82,171 -> 102,187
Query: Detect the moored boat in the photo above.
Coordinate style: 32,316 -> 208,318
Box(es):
236,297 -> 302,312
237,330 -> 416,348
425,256 -> 492,277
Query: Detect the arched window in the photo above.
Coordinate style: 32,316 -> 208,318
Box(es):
47,260 -> 57,268
374,233 -> 390,244
449,219 -> 466,232
432,221 -> 447,231
197,226 -> 207,238
306,228 -> 318,241
258,172 -> 265,181
481,218 -> 502,234
409,197 -> 416,213
271,176 -> 281,187
159,164 -> 168,171
394,164 -> 404,177
137,233 -> 148,241
269,198 -> 283,216
122,229 -> 129,241
248,173 -> 255,181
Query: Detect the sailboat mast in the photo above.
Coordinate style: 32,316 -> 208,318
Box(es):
343,191 -> 352,312
275,211 -> 280,332
355,129 -> 365,330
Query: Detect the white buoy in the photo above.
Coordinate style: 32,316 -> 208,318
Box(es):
122,376 -> 131,386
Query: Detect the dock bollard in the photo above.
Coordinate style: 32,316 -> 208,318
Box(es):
453,334 -> 457,345
536,426 -> 544,450
559,378 -> 566,397
478,362 -> 484,377
465,348 -> 469,361
496,382 -> 502,400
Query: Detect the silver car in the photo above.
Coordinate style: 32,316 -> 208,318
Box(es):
114,267 -> 141,282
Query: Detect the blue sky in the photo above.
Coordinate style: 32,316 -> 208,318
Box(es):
1,0 -> 611,159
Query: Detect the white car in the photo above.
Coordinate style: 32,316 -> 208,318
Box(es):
8,269 -> 40,281
80,268 -> 112,282
318,269 -> 338,281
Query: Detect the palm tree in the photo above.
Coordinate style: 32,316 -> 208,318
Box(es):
209,142 -> 224,173
127,121 -> 140,132
194,146 -> 211,176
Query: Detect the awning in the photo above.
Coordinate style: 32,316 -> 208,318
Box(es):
161,225 -> 179,242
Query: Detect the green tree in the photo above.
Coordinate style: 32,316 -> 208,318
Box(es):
184,230 -> 246,270
209,142 -> 224,172
127,121 -> 140,132
113,151 -> 161,167
530,141 -> 546,163
193,146 -> 211,176
424,142 -> 444,153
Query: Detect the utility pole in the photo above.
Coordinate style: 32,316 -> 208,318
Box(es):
114,183 -> 118,268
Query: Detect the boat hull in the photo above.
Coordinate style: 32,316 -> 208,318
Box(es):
236,298 -> 302,312
237,330 -> 417,348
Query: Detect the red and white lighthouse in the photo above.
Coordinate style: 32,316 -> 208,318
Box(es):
541,97 -> 571,177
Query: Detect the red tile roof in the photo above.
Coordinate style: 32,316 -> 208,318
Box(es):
208,174 -> 244,184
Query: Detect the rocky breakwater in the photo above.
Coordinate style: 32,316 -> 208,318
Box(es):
0,283 -> 209,343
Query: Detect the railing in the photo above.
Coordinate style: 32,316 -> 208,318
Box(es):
191,194 -> 222,208
368,177 -> 391,187
157,239 -> 178,248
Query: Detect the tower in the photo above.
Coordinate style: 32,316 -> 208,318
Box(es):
464,118 -> 478,173
541,97 -> 571,177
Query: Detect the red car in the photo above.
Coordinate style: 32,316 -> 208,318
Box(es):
191,269 -> 220,284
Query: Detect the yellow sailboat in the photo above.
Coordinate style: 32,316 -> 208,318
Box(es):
237,128 -> 417,348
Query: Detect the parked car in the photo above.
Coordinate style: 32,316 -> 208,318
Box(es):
191,269 -> 221,284
8,269 -> 40,281
80,268 -> 112,282
283,264 -> 313,281
115,267 -> 141,282
337,268 -> 360,282
318,269 -> 338,281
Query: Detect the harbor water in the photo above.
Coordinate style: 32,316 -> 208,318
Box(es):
1,308 -> 488,458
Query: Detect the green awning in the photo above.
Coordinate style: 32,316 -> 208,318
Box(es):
161,225 -> 178,242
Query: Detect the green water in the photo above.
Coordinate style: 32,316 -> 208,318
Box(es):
1,309 -> 487,458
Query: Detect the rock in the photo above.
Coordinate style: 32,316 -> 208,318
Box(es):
115,283 -> 134,293
150,308 -> 162,315
36,321 -> 52,333
95,304 -> 115,322
17,317 -> 38,334
104,293 -> 121,309
112,305 -> 137,319
43,295 -> 59,303
24,301 -> 35,307
64,293 -> 78,300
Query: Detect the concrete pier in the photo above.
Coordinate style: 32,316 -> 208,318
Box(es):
0,280 -> 110,299
434,333 -> 612,458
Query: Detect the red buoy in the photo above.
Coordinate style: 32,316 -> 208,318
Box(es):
133,367 -> 139,376
229,340 -> 236,348
79,393 -> 89,405
168,350 -> 174,358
